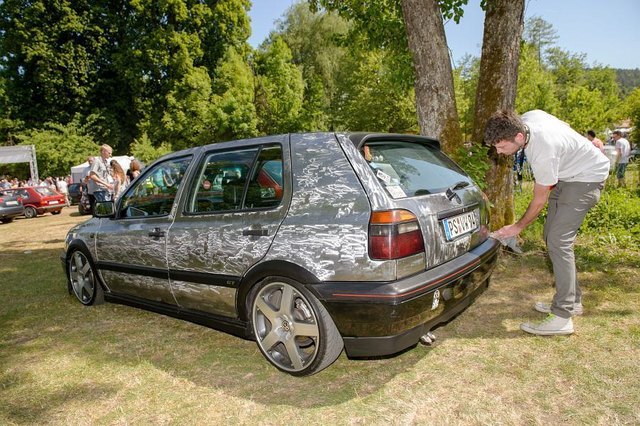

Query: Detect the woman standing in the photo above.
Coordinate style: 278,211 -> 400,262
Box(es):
110,160 -> 128,199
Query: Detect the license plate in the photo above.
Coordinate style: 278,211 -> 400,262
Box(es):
6,200 -> 18,206
49,200 -> 59,204
443,210 -> 479,241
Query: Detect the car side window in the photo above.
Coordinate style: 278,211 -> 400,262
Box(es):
187,148 -> 259,213
186,144 -> 283,214
119,156 -> 191,218
245,145 -> 284,209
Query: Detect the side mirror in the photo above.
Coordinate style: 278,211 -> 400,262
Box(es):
93,201 -> 115,218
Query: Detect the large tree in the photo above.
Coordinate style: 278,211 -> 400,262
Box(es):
401,0 -> 462,150
472,0 -> 525,228
311,0 -> 461,151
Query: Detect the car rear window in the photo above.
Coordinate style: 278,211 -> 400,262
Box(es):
362,141 -> 472,197
35,187 -> 57,196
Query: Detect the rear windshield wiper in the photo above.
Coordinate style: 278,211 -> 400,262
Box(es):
446,181 -> 470,201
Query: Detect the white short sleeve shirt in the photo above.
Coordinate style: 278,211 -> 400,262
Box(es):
522,110 -> 610,186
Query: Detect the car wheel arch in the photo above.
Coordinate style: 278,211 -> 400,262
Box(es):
237,260 -> 320,323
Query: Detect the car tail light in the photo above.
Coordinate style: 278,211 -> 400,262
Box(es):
369,209 -> 425,260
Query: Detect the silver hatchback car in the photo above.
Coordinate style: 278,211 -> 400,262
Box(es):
62,133 -> 499,375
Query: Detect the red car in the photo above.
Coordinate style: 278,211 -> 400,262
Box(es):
1,186 -> 65,218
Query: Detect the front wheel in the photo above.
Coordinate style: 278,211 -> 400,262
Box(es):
67,248 -> 104,305
250,277 -> 343,376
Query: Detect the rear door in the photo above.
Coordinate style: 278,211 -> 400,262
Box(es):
167,140 -> 290,317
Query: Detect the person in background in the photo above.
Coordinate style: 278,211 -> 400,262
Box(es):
612,130 -> 631,187
110,159 -> 128,199
88,145 -> 114,210
56,176 -> 69,205
586,130 -> 605,153
83,156 -> 94,185
485,110 -> 609,336
127,159 -> 143,182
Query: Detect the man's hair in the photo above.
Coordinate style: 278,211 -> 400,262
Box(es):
100,144 -> 113,155
484,110 -> 525,145
612,130 -> 622,136
587,130 -> 596,138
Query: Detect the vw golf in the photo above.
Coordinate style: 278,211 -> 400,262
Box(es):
62,133 -> 499,376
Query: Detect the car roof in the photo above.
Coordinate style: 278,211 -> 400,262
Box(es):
150,132 -> 442,164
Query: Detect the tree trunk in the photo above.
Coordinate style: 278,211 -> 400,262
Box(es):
401,0 -> 462,154
472,0 -> 525,229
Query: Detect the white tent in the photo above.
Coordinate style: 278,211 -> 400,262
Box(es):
71,156 -> 133,183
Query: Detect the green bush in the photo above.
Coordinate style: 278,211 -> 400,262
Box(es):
514,178 -> 640,259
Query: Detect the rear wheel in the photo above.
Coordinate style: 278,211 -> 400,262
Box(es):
24,206 -> 37,218
67,248 -> 104,305
250,277 -> 343,376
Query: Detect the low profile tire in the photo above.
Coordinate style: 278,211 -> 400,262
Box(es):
250,277 -> 343,376
24,206 -> 37,218
67,248 -> 104,306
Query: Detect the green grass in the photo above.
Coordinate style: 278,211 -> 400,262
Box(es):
1,197 -> 639,424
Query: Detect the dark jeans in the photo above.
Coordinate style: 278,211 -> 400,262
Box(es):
88,193 -> 96,213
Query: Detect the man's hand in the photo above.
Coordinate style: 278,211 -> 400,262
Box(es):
492,223 -> 522,239
491,182 -> 551,241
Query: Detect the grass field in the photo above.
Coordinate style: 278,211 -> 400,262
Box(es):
1,191 -> 639,425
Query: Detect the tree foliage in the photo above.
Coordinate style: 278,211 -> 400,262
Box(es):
0,0 -> 252,154
253,36 -> 304,135
210,47 -> 258,141
15,120 -> 99,177
621,87 -> 640,146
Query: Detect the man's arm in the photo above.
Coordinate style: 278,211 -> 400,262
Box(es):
493,183 -> 551,239
89,168 -> 113,191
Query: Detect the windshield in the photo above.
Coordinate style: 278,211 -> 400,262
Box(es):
362,141 -> 472,197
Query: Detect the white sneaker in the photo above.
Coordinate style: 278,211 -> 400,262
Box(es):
520,314 -> 574,336
534,301 -> 583,316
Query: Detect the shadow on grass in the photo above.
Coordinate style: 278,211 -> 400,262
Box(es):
1,246 -> 638,417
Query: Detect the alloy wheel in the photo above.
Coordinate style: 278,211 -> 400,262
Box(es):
252,281 -> 320,373
69,251 -> 96,305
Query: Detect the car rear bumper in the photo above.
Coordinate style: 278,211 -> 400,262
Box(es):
1,205 -> 24,218
36,203 -> 64,213
310,238 -> 500,357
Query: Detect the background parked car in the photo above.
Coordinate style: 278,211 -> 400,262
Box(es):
3,186 -> 65,218
0,191 -> 24,223
78,186 -> 91,215
68,183 -> 83,205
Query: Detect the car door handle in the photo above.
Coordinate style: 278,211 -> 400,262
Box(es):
242,228 -> 269,237
148,228 -> 166,239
